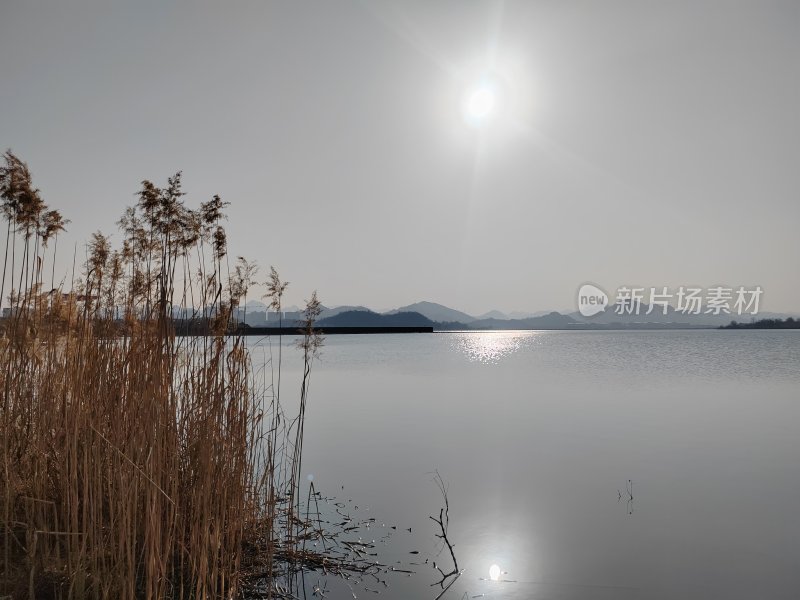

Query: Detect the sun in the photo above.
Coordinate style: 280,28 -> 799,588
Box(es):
467,87 -> 495,118
463,83 -> 497,126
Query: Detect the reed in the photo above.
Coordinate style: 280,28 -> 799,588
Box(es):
0,152 -> 323,599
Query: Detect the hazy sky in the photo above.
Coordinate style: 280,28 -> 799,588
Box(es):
1,1 -> 799,314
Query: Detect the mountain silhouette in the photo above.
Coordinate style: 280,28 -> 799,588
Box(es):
469,311 -> 578,330
319,305 -> 371,320
385,301 -> 475,323
316,310 -> 435,328
235,299 -> 796,330
476,310 -> 508,320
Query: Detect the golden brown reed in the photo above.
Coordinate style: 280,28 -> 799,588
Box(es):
0,152 -> 321,599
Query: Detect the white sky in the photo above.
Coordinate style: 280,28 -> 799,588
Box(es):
1,0 -> 799,314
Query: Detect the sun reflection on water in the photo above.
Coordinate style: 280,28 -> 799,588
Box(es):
453,331 -> 537,364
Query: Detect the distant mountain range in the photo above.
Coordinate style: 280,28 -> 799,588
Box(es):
315,309 -> 574,330
468,311 -> 579,330
233,299 -> 798,331
385,301 -> 476,323
317,311 -> 435,328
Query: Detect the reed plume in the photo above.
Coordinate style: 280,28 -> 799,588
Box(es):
0,152 -> 323,599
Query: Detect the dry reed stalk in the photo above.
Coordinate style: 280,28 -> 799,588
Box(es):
0,154 -> 325,600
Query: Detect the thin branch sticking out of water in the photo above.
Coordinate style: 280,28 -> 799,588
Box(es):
429,471 -> 461,598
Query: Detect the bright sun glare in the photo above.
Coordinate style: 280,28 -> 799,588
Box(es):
463,83 -> 496,125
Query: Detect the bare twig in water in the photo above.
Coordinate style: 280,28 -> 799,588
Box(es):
626,479 -> 634,515
429,471 -> 461,597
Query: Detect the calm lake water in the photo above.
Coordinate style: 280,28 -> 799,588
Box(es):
251,330 -> 800,599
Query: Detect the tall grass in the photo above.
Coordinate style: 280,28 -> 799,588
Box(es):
0,152 -> 322,599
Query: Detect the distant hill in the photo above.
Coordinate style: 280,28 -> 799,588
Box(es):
476,310 -> 508,320
319,305 -> 371,320
316,310 -> 435,328
508,310 -> 554,319
244,300 -> 269,311
195,299 -> 800,331
386,301 -> 475,323
721,316 -> 800,329
469,311 -> 578,330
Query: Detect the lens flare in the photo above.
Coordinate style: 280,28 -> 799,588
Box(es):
462,82 -> 498,127
467,87 -> 495,119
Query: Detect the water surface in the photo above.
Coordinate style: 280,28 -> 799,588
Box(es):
253,330 -> 800,599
